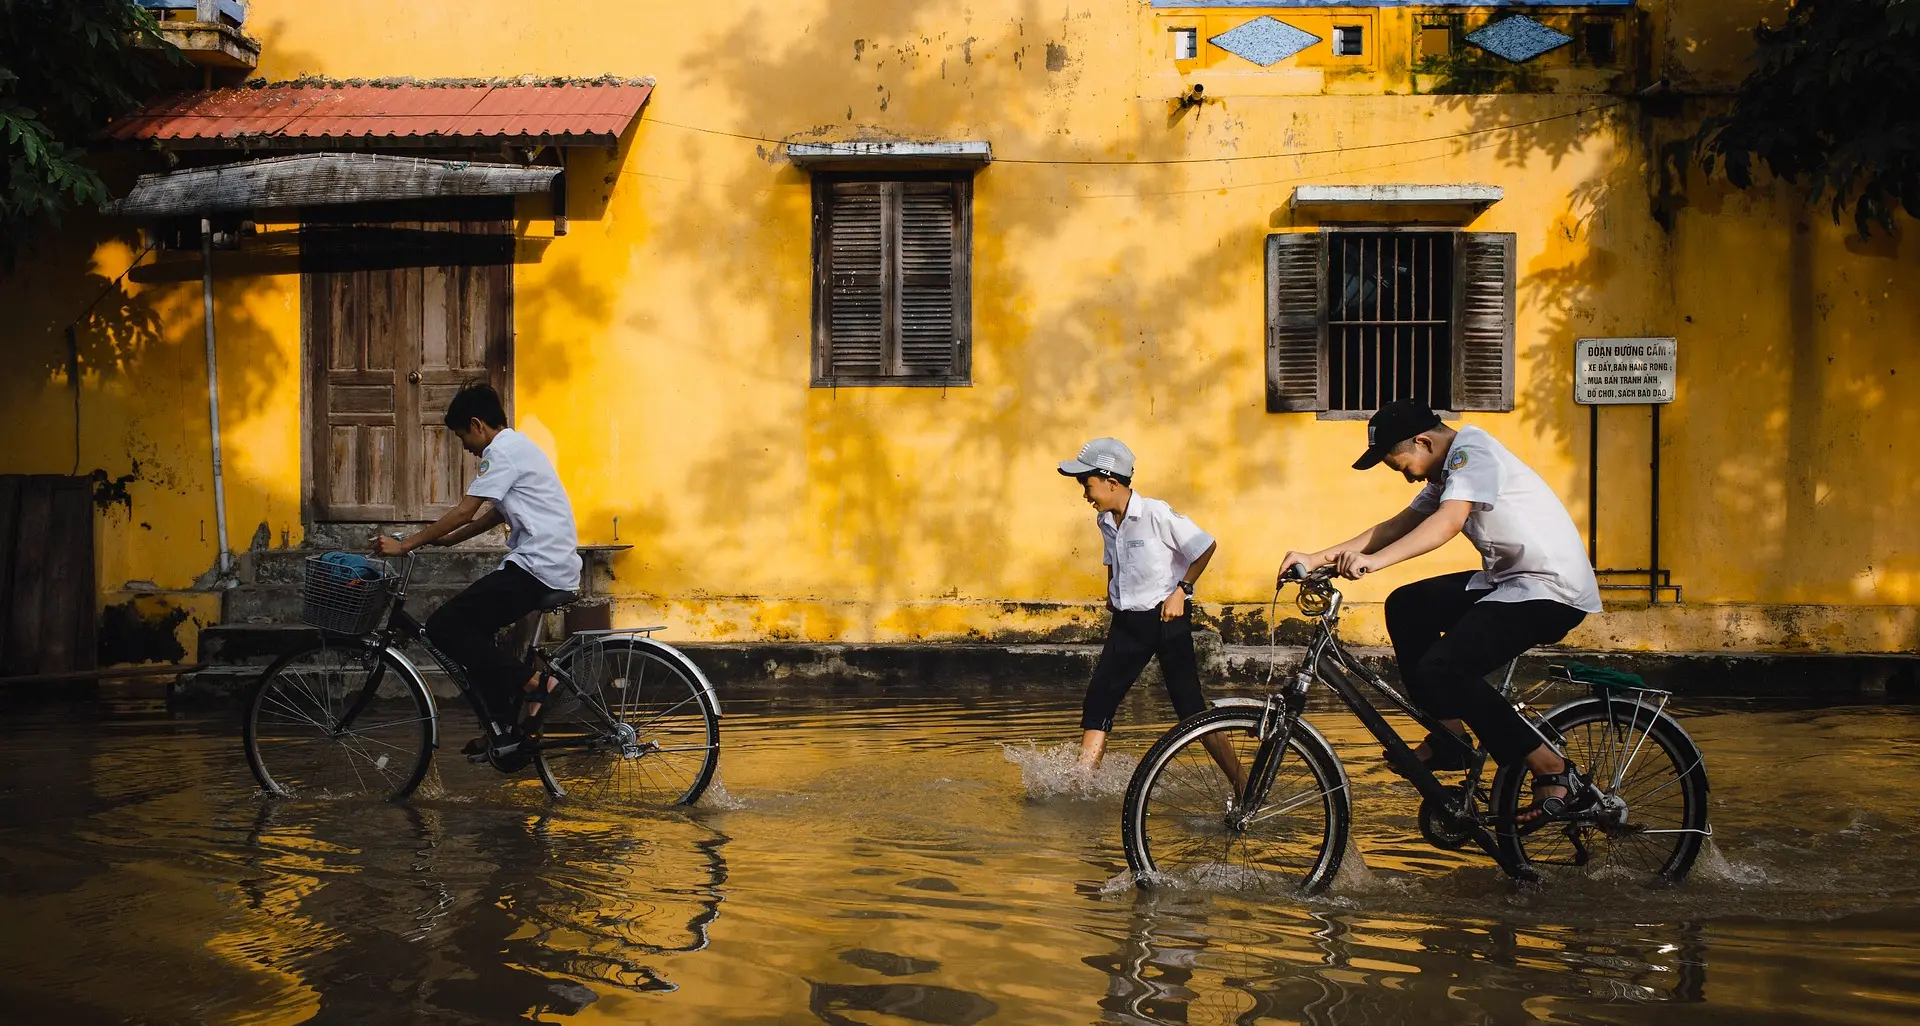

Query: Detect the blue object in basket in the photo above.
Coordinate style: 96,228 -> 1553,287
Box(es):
316,551 -> 386,586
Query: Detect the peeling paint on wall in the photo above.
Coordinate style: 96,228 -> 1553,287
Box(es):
98,596 -> 191,665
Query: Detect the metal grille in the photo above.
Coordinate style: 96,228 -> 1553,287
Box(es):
1327,231 -> 1454,411
301,555 -> 399,635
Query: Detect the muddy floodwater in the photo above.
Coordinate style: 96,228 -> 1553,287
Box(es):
2,682 -> 1916,1025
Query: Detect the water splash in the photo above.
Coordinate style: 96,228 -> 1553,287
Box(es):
1327,835 -> 1376,893
1001,742 -> 1136,800
1692,837 -> 1769,887
699,776 -> 750,811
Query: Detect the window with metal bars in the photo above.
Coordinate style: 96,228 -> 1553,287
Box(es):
1265,229 -> 1515,414
1328,231 -> 1454,411
812,175 -> 972,387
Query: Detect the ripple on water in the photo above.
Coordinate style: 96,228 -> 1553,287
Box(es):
1001,742 -> 1136,800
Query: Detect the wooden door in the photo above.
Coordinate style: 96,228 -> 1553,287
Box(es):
0,475 -> 96,676
305,220 -> 512,522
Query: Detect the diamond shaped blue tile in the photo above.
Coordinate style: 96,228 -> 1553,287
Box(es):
1466,16 -> 1573,63
1209,16 -> 1321,68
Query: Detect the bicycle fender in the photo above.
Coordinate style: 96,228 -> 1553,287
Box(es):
381,645 -> 441,749
605,635 -> 724,718
1538,695 -> 1709,794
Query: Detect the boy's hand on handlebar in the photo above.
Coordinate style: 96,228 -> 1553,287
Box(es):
1278,551 -> 1323,587
1334,550 -> 1383,580
372,534 -> 408,557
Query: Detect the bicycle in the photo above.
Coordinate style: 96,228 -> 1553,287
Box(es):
242,551 -> 722,806
1121,564 -> 1710,891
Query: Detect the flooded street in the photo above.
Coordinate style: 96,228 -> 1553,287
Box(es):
2,683 -> 1916,1025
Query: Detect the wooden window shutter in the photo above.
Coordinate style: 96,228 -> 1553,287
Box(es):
1265,232 -> 1329,412
1452,231 -> 1516,412
897,181 -> 968,378
818,181 -> 888,377
814,177 -> 971,386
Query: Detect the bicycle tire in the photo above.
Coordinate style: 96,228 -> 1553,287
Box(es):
535,637 -> 721,807
243,642 -> 436,800
1122,707 -> 1351,894
1492,698 -> 1710,883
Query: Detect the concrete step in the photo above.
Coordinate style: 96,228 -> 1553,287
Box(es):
241,547 -> 510,586
301,521 -> 508,552
221,582 -> 469,625
198,623 -> 321,665
174,659 -> 461,706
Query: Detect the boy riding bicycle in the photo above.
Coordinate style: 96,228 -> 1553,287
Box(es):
1279,400 -> 1602,821
373,383 -> 581,765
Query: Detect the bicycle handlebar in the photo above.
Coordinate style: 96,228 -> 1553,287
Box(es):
1281,563 -> 1339,585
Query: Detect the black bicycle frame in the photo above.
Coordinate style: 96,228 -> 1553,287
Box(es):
1245,607 -> 1537,880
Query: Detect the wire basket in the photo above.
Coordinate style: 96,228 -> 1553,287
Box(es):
301,554 -> 400,635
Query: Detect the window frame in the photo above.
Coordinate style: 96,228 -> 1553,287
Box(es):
810,171 -> 974,389
1333,25 -> 1365,57
1265,227 -> 1515,417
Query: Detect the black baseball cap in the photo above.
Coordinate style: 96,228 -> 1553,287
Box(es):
1352,400 -> 1442,470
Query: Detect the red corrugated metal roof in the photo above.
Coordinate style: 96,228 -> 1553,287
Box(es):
103,81 -> 655,147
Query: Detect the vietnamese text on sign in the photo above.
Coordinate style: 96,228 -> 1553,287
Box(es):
1574,337 -> 1677,405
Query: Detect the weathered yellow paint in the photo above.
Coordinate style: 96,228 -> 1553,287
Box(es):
2,0 -> 1915,660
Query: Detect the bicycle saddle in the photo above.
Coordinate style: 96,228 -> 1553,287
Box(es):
534,589 -> 578,611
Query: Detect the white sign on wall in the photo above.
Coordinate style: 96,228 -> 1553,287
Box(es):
1575,337 -> 1677,405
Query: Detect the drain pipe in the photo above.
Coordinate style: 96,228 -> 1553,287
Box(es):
201,218 -> 233,579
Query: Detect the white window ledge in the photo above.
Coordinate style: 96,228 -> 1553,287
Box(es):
1291,184 -> 1503,213
788,141 -> 992,172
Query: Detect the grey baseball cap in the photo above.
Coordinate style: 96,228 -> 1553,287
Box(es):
1058,437 -> 1135,479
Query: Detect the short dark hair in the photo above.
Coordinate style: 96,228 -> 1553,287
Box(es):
1077,471 -> 1132,488
444,382 -> 507,430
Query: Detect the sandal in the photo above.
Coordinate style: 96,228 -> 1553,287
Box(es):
1390,728 -> 1475,777
1519,764 -> 1585,823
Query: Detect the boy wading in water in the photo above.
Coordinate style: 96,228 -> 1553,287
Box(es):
1059,439 -> 1244,789
374,383 -> 582,769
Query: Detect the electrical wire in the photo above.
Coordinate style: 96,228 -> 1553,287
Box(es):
640,101 -> 1623,168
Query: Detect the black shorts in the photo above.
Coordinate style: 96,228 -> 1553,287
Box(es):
1080,609 -> 1208,733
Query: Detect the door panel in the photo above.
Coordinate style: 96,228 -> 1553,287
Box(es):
307,219 -> 512,523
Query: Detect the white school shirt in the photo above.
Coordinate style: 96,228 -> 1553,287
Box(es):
1098,494 -> 1216,612
466,428 -> 583,593
1408,425 -> 1602,613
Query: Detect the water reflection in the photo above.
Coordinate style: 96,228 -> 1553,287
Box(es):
1095,900 -> 1713,1026
1,690 -> 1916,1024
222,798 -> 730,1020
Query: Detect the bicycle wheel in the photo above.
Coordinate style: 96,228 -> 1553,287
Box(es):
244,643 -> 435,800
1122,707 -> 1350,894
535,637 -> 720,807
1493,698 -> 1710,883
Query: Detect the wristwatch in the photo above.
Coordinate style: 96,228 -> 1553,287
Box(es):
1178,580 -> 1196,597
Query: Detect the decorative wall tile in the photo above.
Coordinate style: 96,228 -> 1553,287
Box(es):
1465,16 -> 1573,62
1209,16 -> 1322,67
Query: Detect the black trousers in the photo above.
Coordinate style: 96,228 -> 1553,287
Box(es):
424,562 -> 548,718
1384,571 -> 1587,764
1081,609 -> 1208,732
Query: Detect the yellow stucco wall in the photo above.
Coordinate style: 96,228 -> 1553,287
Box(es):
2,0 -> 1915,658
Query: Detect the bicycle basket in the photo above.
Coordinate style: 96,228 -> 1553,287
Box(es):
301,553 -> 399,635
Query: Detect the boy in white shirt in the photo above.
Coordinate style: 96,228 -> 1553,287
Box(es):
375,384 -> 582,762
1280,400 -> 1602,820
1058,438 -> 1234,779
